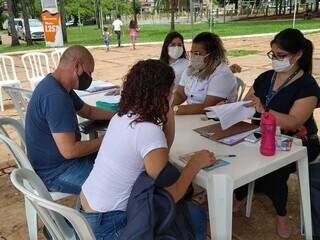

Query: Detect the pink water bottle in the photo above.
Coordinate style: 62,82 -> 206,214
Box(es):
260,112 -> 276,156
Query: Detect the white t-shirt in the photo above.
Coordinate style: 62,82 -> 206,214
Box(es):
170,58 -> 190,85
179,62 -> 237,104
82,114 -> 168,212
112,19 -> 123,31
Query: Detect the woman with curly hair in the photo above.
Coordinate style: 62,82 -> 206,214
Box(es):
172,32 -> 238,115
78,59 -> 215,239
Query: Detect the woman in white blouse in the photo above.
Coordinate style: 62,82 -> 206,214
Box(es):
173,32 -> 238,115
160,31 -> 190,86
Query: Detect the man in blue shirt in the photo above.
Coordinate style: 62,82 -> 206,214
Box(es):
25,45 -> 113,194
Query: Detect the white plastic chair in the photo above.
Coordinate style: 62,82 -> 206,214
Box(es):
3,86 -> 33,127
0,117 -> 73,240
0,55 -> 21,111
236,77 -> 246,101
21,52 -> 50,90
51,48 -> 66,69
10,168 -> 96,240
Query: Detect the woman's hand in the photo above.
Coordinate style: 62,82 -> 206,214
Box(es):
246,95 -> 265,113
229,64 -> 242,73
189,150 -> 217,170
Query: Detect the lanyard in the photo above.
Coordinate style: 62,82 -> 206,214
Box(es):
265,69 -> 300,108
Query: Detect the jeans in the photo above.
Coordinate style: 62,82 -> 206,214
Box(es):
310,163 -> 320,239
187,202 -> 207,240
104,40 -> 110,49
77,201 -> 206,240
44,154 -> 95,194
76,202 -> 126,240
114,31 -> 121,47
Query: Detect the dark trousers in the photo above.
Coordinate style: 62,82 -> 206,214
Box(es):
235,165 -> 292,216
310,163 -> 320,238
114,31 -> 121,47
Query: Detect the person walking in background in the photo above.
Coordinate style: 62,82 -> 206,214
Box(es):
128,20 -> 139,50
102,26 -> 111,51
112,14 -> 123,47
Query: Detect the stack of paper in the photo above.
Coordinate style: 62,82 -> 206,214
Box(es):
86,80 -> 119,93
205,101 -> 255,130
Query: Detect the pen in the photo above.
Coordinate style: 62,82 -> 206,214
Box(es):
216,154 -> 236,158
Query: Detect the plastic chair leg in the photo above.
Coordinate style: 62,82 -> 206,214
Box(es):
0,87 -> 4,112
25,197 -> 38,240
246,181 -> 255,218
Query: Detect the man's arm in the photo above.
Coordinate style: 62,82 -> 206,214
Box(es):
77,103 -> 114,120
52,132 -> 102,159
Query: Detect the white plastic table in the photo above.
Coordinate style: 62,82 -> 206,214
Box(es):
170,115 -> 312,240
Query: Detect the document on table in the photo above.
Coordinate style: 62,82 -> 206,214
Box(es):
218,129 -> 258,145
86,80 -> 119,93
205,101 -> 255,130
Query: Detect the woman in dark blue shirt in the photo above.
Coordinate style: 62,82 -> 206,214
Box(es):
234,28 -> 320,239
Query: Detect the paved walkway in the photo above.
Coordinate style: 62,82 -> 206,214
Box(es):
0,32 -> 319,239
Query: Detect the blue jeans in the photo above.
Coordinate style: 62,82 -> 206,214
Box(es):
187,202 -> 207,240
76,202 -> 127,240
77,201 -> 206,240
44,155 -> 94,194
104,40 -> 110,48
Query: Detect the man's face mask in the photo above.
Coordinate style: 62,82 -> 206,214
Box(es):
77,65 -> 92,90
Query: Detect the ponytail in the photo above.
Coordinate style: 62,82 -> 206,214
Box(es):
299,38 -> 313,74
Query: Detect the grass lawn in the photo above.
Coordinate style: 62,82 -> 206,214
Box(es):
0,18 -> 319,54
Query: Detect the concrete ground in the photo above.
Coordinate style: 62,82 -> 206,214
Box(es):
0,32 -> 319,240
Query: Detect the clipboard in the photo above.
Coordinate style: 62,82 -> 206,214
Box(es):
194,121 -> 259,145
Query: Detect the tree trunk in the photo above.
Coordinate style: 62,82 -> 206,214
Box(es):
59,0 -> 68,43
21,0 -> 33,45
95,0 -> 101,29
133,0 -> 138,23
170,0 -> 175,31
7,0 -> 20,46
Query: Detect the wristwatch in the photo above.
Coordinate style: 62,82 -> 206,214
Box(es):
173,105 -> 179,113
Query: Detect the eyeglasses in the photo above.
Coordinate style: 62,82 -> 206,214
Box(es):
267,50 -> 289,60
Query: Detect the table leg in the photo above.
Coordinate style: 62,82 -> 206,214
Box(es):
206,175 -> 233,240
296,155 -> 313,240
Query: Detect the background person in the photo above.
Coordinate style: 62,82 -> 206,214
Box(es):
128,20 -> 139,50
102,26 -> 111,51
112,14 -> 123,47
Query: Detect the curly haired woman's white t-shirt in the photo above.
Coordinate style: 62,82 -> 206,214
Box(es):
82,114 -> 168,212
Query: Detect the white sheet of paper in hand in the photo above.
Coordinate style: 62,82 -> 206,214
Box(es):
206,101 -> 255,130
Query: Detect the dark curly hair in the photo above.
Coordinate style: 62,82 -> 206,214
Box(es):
118,59 -> 175,126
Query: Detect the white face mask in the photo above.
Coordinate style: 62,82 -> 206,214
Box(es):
272,57 -> 293,72
168,46 -> 184,60
190,54 -> 208,71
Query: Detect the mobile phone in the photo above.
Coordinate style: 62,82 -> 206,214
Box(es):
244,132 -> 262,143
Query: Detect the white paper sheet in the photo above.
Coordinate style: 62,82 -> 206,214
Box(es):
205,101 -> 255,130
218,129 -> 258,145
86,80 -> 118,93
